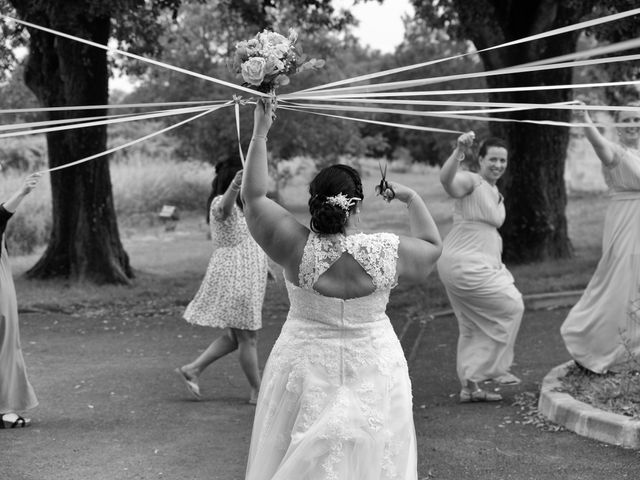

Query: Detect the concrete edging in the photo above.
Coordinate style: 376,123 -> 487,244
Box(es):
538,361 -> 640,449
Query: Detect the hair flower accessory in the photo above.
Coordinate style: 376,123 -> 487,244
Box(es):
325,193 -> 361,212
229,28 -> 325,94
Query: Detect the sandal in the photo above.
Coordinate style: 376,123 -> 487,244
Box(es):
0,413 -> 31,428
175,367 -> 201,400
495,373 -> 521,386
459,388 -> 503,403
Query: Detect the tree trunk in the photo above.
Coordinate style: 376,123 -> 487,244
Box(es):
490,77 -> 574,262
453,0 -> 594,263
13,3 -> 133,283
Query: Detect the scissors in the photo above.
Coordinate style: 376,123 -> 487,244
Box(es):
378,159 -> 395,202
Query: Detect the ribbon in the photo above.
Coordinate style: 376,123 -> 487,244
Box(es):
38,103 -> 231,173
233,95 -> 253,166
0,100 -> 228,115
279,105 -> 464,134
0,104 -> 218,139
0,14 -> 266,97
285,53 -> 640,98
284,80 -> 640,99
298,7 -> 640,93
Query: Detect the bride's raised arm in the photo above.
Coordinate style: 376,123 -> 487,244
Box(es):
241,99 -> 309,270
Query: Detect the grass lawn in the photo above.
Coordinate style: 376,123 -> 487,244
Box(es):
11,165 -> 606,312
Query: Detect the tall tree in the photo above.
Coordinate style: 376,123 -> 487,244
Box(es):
2,0 -> 183,283
412,0 -> 640,263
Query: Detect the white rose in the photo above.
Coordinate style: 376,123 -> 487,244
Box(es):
241,57 -> 267,86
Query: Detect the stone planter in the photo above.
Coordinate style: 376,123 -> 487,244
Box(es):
538,361 -> 640,449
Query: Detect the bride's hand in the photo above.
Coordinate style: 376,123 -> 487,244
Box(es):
253,98 -> 274,136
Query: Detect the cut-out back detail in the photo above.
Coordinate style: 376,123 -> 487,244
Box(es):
298,232 -> 400,296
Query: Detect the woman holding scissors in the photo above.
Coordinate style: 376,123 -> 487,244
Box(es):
437,133 -> 524,403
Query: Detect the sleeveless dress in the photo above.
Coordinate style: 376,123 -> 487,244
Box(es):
437,175 -> 524,385
560,144 -> 640,373
0,205 -> 38,412
183,196 -> 268,330
245,232 -> 418,480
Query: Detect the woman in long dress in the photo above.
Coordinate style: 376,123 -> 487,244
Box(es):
241,99 -> 442,480
437,134 -> 525,403
1,172 -> 40,428
176,162 -> 268,404
560,101 -> 640,373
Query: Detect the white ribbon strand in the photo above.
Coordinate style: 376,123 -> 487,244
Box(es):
1,14 -> 265,98
298,7 -> 640,93
38,103 -> 231,173
0,105 -> 219,139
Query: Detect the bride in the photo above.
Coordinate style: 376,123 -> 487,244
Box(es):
241,99 -> 442,480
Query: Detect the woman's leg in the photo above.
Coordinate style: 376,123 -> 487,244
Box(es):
232,328 -> 261,403
181,328 -> 238,378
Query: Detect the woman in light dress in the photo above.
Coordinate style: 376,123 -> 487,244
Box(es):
176,161 -> 268,404
241,99 -> 442,480
561,101 -> 640,373
1,172 -> 41,428
437,134 -> 524,403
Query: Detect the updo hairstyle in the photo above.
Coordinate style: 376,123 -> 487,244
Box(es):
308,164 -> 364,235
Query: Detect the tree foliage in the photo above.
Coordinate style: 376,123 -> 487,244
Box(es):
123,0 -> 365,165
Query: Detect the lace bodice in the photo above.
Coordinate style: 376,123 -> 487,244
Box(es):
298,232 -> 400,292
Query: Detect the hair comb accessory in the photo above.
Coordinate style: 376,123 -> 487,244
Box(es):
325,193 -> 361,212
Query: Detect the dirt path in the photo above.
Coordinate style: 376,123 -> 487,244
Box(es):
3,278 -> 640,480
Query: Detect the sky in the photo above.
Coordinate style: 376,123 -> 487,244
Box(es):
334,0 -> 414,53
110,1 -> 414,92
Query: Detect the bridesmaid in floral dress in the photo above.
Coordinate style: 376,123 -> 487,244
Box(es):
1,172 -> 40,428
561,101 -> 640,373
176,162 -> 268,404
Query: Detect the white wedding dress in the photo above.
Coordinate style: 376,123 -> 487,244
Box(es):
245,231 -> 417,480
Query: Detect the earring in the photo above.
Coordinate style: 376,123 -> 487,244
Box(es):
356,208 -> 361,224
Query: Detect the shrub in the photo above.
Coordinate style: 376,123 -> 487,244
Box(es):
110,153 -> 212,216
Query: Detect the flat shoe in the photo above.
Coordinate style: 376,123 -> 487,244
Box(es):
175,367 -> 201,400
460,388 -> 502,403
0,413 -> 31,428
495,373 -> 521,385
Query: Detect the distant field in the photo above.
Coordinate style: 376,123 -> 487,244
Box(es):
8,157 -> 607,310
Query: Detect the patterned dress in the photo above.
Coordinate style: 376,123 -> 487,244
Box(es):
561,144 -> 640,373
245,232 -> 417,480
0,205 -> 38,412
183,196 -> 268,330
437,174 -> 524,385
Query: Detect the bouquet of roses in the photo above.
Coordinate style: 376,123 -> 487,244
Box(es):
229,28 -> 325,94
